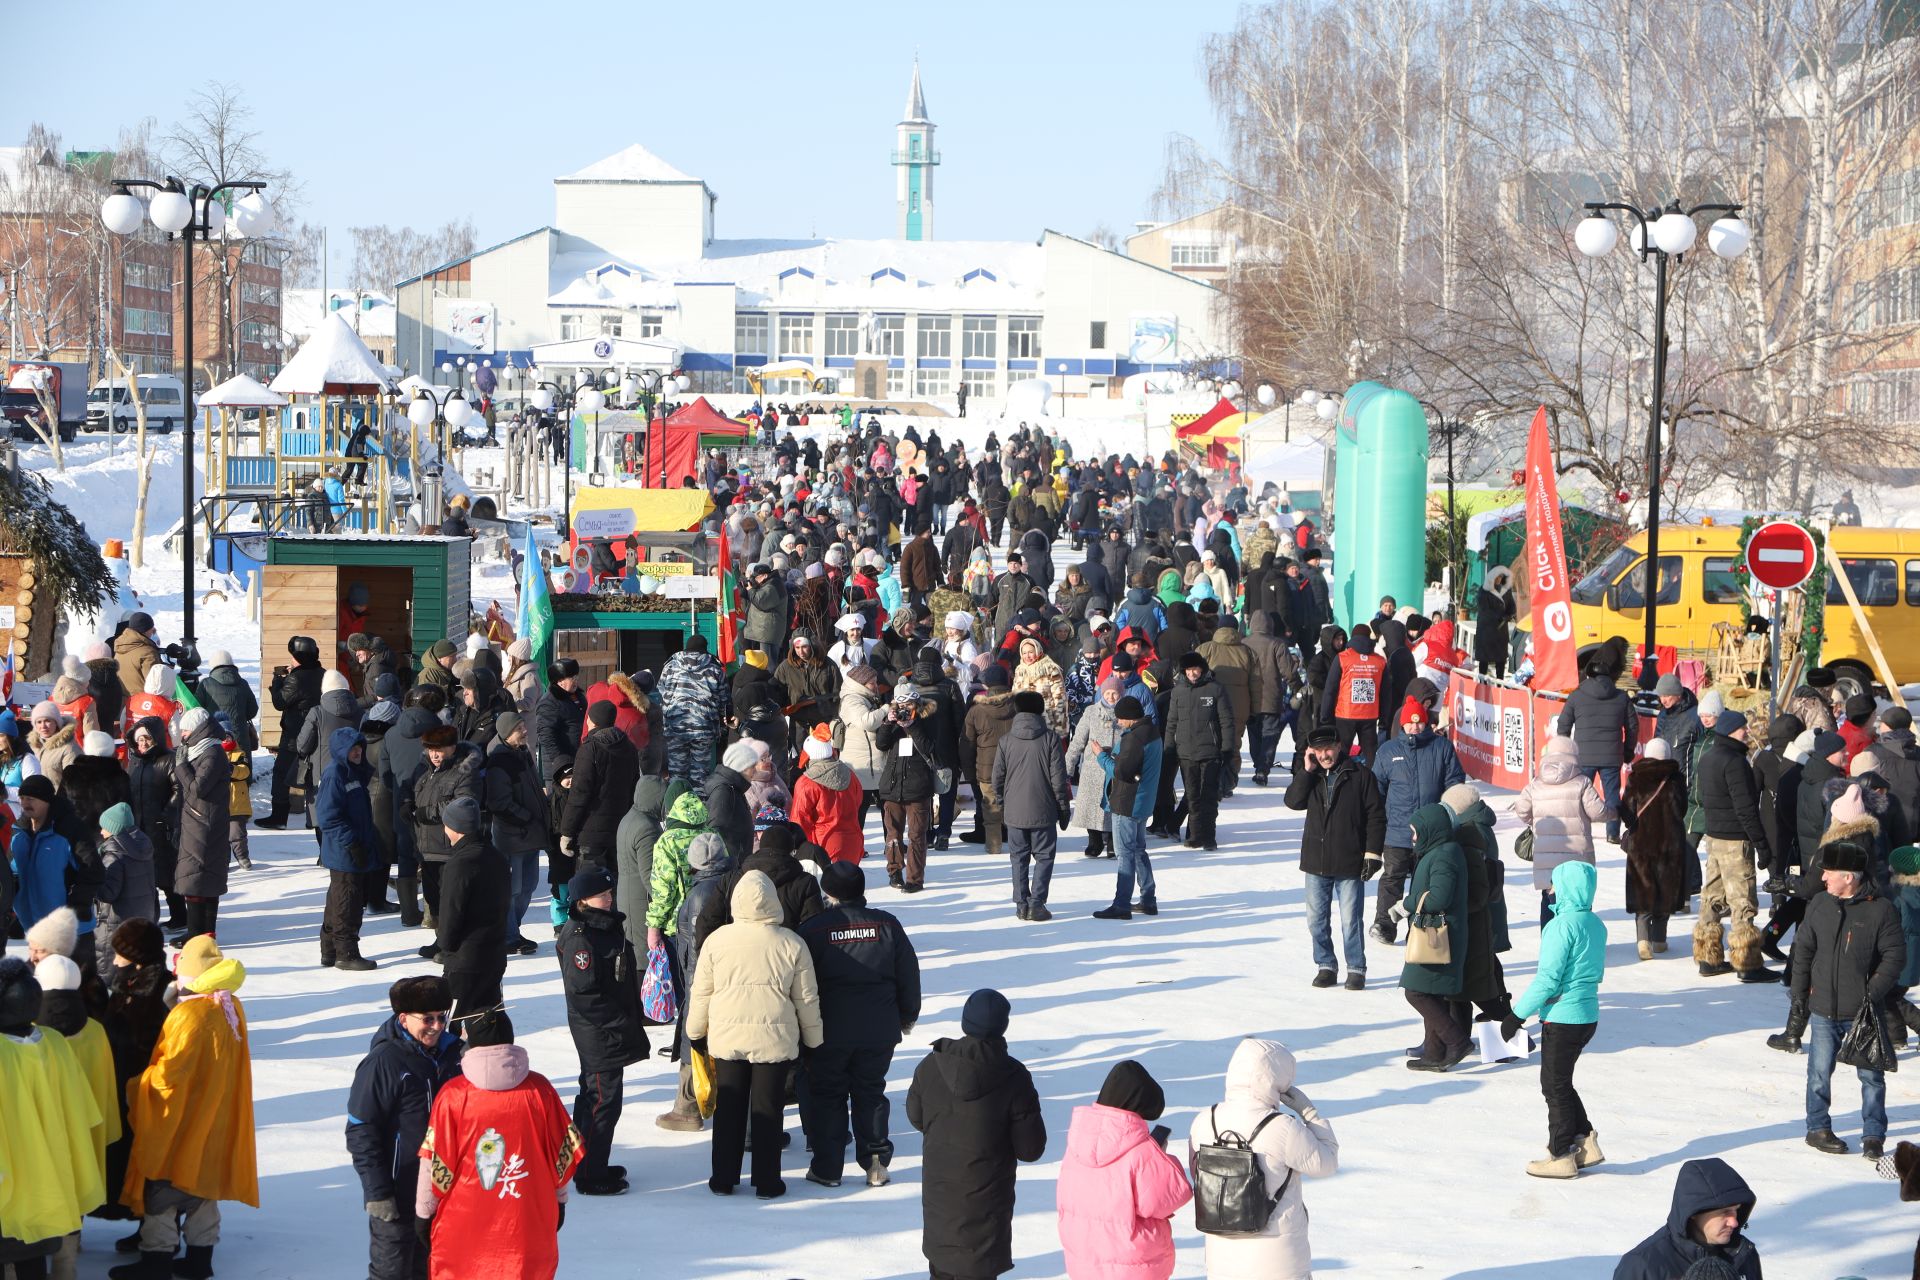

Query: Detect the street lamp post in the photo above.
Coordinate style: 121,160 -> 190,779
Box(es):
1576,199 -> 1751,688
101,176 -> 273,658
1417,400 -> 1469,611
1055,362 -> 1068,417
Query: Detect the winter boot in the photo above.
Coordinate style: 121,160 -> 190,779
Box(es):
1526,1150 -> 1579,1179
1901,999 -> 1920,1038
421,900 -> 436,931
1694,918 -> 1732,976
364,873 -> 398,915
108,1254 -> 175,1280
1768,998 -> 1810,1053
1805,1128 -> 1848,1154
172,1244 -> 215,1278
1637,940 -> 1653,961
1759,915 -> 1791,964
1728,923 -> 1774,980
396,877 -> 422,928
334,946 -> 378,973
1575,1131 -> 1604,1169
656,1062 -> 704,1132
319,942 -> 336,969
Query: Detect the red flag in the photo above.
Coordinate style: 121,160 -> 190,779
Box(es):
1523,406 -> 1579,692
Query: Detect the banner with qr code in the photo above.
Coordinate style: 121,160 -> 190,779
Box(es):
1448,671 -> 1655,793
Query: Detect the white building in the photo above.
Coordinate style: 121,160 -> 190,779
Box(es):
393,68 -> 1224,406
282,288 -> 397,366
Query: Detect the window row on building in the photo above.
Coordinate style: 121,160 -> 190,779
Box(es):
1843,367 -> 1920,423
1847,265 -> 1920,330
732,311 -> 1043,360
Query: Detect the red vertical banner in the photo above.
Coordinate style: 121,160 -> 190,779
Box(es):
716,526 -> 739,665
1523,407 -> 1579,693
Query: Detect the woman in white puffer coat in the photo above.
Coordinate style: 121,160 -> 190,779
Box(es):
1187,1038 -> 1339,1280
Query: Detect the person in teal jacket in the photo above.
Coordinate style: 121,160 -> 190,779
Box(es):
1513,859 -> 1607,1179
1399,803 -> 1470,1071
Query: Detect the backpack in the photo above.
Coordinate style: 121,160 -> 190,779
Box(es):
1115,601 -> 1165,646
1190,1107 -> 1291,1237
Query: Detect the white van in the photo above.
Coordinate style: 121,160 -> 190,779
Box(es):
86,375 -> 186,434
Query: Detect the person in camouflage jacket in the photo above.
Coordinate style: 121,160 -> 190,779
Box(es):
658,638 -> 733,783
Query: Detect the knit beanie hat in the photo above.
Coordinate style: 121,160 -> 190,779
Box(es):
722,741 -> 761,772
462,1009 -> 514,1046
1440,782 -> 1481,815
1884,706 -> 1915,732
820,861 -> 865,903
588,700 -> 617,728
111,918 -> 165,967
1892,845 -> 1920,878
1697,689 -> 1724,716
961,988 -> 1011,1038
756,824 -> 798,858
1096,1059 -> 1167,1121
34,954 -> 80,992
1851,750 -> 1882,778
1114,696 -> 1145,720
83,729 -> 117,758
1643,738 -> 1672,760
25,908 -> 77,959
1829,783 -> 1869,825
686,832 -> 729,873
177,707 -> 210,740
802,734 -> 834,761
1786,728 -> 1817,765
441,796 -> 483,836
99,802 -> 136,837
1654,674 -> 1684,697
322,670 -> 352,695
1845,693 -> 1876,724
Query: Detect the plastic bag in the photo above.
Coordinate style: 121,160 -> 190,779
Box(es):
640,945 -> 678,1025
1838,999 -> 1898,1074
691,1047 -> 718,1119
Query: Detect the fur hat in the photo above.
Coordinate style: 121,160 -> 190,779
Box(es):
82,729 -> 117,758
547,658 -> 580,685
1114,696 -> 1146,720
1643,738 -> 1672,761
422,724 -> 459,749
441,796 -> 483,836
389,976 -> 453,1017
1013,690 -> 1046,715
722,741 -> 761,772
0,957 -> 40,1029
1440,782 -> 1482,815
177,935 -> 224,981
1822,838 -> 1871,875
111,918 -> 165,967
25,907 -> 78,959
34,954 -> 80,992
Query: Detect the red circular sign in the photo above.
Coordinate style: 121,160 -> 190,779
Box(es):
1745,520 -> 1817,590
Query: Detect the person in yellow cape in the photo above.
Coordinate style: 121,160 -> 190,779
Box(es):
114,935 -> 257,1280
33,952 -> 119,1277
0,956 -> 105,1279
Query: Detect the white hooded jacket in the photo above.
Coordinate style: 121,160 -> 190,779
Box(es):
1186,1039 -> 1338,1280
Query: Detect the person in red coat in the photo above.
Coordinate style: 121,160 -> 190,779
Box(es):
790,732 -> 865,864
579,674 -> 649,755
415,1011 -> 582,1280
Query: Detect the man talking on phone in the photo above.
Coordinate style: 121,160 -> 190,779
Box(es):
1284,725 -> 1385,991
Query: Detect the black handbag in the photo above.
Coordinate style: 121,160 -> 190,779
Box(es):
1838,1000 -> 1899,1074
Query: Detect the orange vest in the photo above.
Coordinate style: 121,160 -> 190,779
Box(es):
1334,649 -> 1386,719
55,693 -> 94,734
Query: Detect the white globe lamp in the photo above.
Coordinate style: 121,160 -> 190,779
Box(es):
1317,398 -> 1338,421
407,393 -> 436,428
530,387 -> 555,413
1652,211 -> 1698,255
1256,384 -> 1276,407
1708,217 -> 1751,259
444,395 -> 473,428
100,192 -> 144,236
230,192 -> 275,238
148,189 -> 193,235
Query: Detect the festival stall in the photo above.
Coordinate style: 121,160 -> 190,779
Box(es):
641,396 -> 749,489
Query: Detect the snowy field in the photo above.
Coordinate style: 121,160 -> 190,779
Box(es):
19,430 -> 1915,1277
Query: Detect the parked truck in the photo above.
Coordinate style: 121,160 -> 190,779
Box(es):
2,360 -> 87,443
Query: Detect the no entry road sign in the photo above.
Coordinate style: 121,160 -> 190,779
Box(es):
1745,521 -> 1817,591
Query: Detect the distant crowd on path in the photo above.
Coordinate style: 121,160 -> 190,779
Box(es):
4,412 -> 1916,1278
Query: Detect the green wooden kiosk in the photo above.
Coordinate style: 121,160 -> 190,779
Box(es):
552,598 -> 720,690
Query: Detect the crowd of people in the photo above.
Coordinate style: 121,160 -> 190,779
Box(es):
2,412 -> 1911,1278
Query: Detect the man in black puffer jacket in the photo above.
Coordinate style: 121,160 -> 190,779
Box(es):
697,823 -> 825,943
1165,651 -> 1235,850
1692,710 -> 1774,983
532,659 -> 588,789
262,635 -> 325,827
1784,838 -> 1905,1159
1614,1157 -> 1763,1279
702,741 -> 763,866
562,701 -> 639,877
400,726 -> 483,941
434,796 -> 509,1019
555,865 -> 649,1195
797,861 -> 922,1188
1556,661 -> 1635,842
486,713 -> 549,953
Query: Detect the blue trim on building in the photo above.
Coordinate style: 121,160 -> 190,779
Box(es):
888,358 -> 904,369
682,351 -> 731,372
734,354 -> 769,367
961,268 -> 997,283
961,358 -> 996,370
870,267 -> 905,283
824,357 -> 854,369
1008,359 -> 1037,371
918,358 -> 951,370
777,266 -> 815,281
1085,358 -> 1116,376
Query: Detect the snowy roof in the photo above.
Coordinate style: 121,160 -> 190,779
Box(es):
546,237 -> 1046,311
282,289 -> 396,342
558,144 -> 701,185
200,374 -> 287,408
270,313 -> 397,395
903,61 -> 929,124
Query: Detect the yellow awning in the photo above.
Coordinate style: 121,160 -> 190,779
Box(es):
569,486 -> 714,537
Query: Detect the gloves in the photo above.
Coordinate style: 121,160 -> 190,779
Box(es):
366,1198 -> 401,1223
413,1216 -> 432,1248
1279,1086 -> 1320,1123
1363,853 -> 1382,882
556,1203 -> 566,1232
900,1019 -> 917,1037
689,1036 -> 708,1055
548,885 -> 573,930
559,835 -> 576,855
1059,813 -> 1071,831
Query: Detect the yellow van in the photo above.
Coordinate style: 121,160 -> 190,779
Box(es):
1566,523 -> 1920,697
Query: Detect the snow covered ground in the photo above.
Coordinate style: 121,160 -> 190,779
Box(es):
19,430 -> 1914,1278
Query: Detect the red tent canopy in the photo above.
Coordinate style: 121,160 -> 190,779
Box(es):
665,396 -> 748,436
1176,396 -> 1240,439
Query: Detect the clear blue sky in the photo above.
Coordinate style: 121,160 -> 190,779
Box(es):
4,1 -> 1236,275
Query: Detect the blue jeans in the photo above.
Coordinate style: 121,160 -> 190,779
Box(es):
506,850 -> 542,939
1807,1011 -> 1887,1139
1110,815 -> 1156,907
1593,765 -> 1621,841
1304,873 -> 1365,973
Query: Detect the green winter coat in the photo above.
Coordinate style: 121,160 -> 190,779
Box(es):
1512,860 -> 1606,1024
1399,803 -> 1469,997
1156,568 -> 1186,608
646,791 -> 710,934
1684,728 -> 1713,836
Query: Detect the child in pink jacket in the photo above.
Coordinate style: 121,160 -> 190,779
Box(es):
1056,1060 -> 1193,1280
